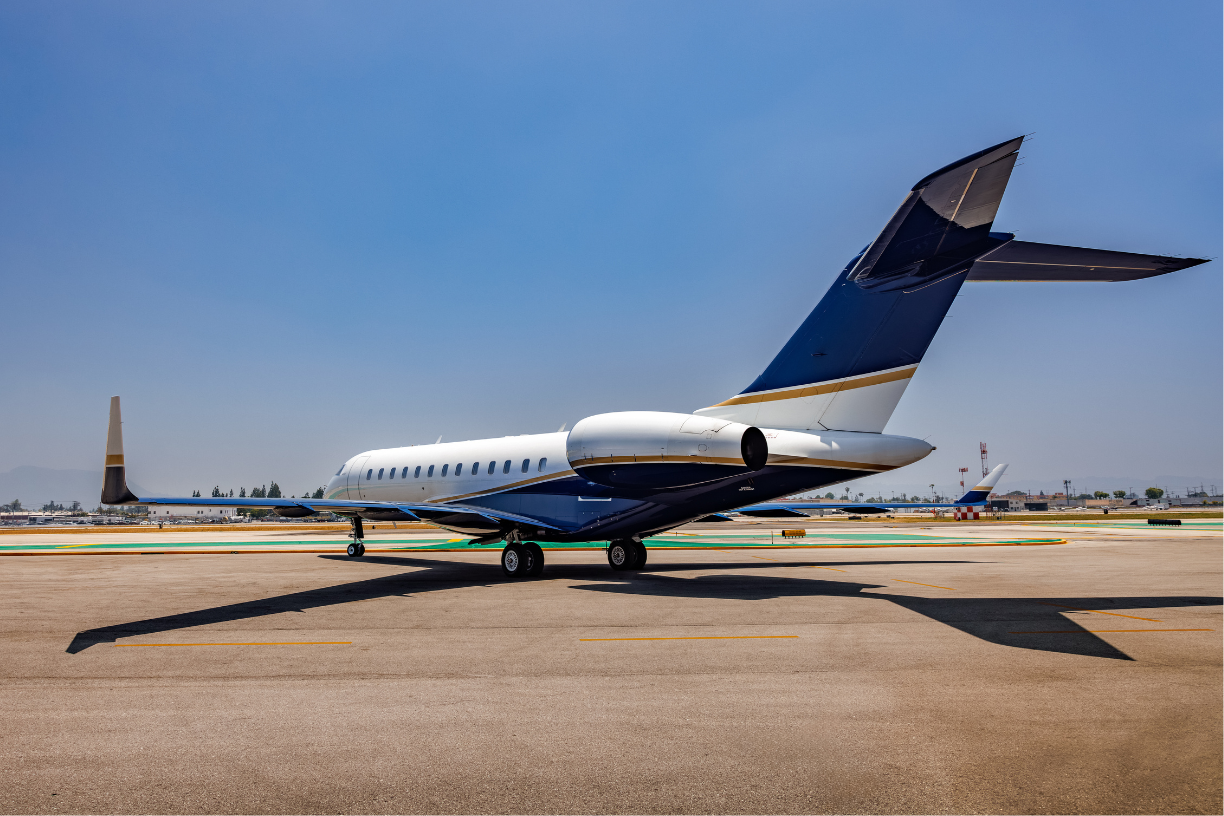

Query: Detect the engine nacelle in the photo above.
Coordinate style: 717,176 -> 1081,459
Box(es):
566,411 -> 767,490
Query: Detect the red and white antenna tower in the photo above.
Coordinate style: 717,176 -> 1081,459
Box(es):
959,467 -> 969,492
980,442 -> 988,478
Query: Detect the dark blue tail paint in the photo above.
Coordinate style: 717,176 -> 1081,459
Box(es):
744,137 -> 1023,395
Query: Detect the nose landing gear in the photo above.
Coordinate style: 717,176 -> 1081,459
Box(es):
347,517 -> 366,558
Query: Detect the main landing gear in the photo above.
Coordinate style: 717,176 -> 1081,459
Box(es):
607,539 -> 647,571
347,517 -> 366,558
501,541 -> 545,579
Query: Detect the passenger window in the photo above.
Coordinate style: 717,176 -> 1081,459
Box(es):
472,462 -> 479,475
427,465 -> 434,478
414,466 -> 421,478
366,469 -> 373,480
487,462 -> 495,475
455,463 -> 463,476
441,464 -> 449,477
521,458 -> 529,473
502,460 -> 511,474
402,467 -> 409,478
378,468 -> 384,480
389,467 -> 395,479
538,458 -> 547,472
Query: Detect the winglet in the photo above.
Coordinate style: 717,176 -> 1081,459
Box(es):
100,396 -> 139,505
956,463 -> 1008,505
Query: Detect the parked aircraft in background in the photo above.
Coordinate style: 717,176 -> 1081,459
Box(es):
101,136 -> 1206,577
726,464 -> 1010,519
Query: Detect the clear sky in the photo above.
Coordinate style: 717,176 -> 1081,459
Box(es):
1,0 -> 1220,500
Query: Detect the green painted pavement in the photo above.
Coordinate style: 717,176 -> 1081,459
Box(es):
0,531 -> 1064,553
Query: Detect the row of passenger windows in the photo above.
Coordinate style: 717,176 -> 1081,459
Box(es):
365,458 -> 547,481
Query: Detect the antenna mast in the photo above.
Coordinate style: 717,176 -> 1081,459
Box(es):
980,442 -> 988,478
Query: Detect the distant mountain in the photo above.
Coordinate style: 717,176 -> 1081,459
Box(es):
0,466 -> 149,509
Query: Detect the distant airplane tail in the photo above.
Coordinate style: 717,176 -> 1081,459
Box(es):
695,137 -> 1206,433
101,396 -> 139,505
957,463 -> 1008,505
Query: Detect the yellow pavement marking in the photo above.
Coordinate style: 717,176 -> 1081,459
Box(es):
1008,629 -> 1212,635
809,565 -> 848,572
1037,601 -> 1161,622
55,542 -> 103,549
892,579 -> 956,590
114,641 -> 352,647
580,635 -> 798,642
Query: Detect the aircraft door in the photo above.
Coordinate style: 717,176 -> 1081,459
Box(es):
347,455 -> 372,500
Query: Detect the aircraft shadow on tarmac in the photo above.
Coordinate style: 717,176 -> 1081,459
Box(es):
65,554 -> 1220,661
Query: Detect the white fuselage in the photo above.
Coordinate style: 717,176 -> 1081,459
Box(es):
325,425 -> 933,510
325,433 -> 572,505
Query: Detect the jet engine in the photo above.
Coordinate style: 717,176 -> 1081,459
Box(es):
566,411 -> 767,489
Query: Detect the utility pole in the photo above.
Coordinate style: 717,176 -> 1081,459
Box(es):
980,443 -> 988,478
1063,479 -> 1072,504
959,467 -> 969,495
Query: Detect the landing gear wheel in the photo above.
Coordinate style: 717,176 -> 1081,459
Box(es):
358,542 -> 366,556
502,543 -> 528,578
607,540 -> 638,571
347,542 -> 363,558
525,543 -> 545,577
633,542 -> 647,570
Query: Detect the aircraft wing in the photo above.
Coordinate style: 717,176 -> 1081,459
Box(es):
737,464 -> 1010,515
132,495 -> 567,530
99,396 -> 569,532
968,240 -> 1208,282
735,501 -> 963,516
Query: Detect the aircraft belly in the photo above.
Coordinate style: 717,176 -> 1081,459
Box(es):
448,464 -> 886,542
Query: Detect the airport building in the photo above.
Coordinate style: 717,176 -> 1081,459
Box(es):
148,505 -> 239,520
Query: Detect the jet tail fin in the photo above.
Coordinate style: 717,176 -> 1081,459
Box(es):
696,137 -> 1025,433
101,396 -> 139,505
957,463 -> 1008,504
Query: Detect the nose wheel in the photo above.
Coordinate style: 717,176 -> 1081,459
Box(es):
347,517 -> 366,558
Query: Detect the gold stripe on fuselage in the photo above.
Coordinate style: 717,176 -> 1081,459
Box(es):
425,469 -> 578,504
573,455 -> 745,467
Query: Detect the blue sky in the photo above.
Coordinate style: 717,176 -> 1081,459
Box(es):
1,1 -> 1220,500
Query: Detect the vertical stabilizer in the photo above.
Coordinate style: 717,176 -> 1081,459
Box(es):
101,396 -> 139,505
957,463 -> 1008,504
697,137 -> 1024,432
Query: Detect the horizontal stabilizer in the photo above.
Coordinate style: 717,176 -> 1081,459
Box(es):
968,240 -> 1208,282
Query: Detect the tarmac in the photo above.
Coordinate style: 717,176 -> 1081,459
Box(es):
1,517 -> 1220,814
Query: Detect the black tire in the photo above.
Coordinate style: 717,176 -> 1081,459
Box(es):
607,540 -> 637,571
357,542 -> 366,556
502,543 -> 527,578
346,542 -> 360,558
526,543 -> 545,576
634,542 -> 647,569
